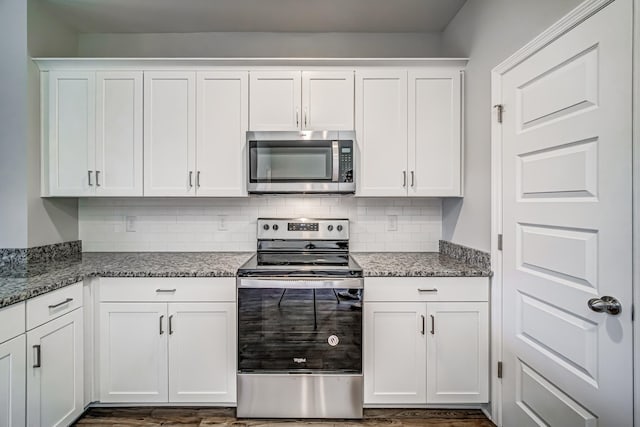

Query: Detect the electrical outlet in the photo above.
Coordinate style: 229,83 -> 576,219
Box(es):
387,215 -> 398,231
125,216 -> 136,232
218,215 -> 228,231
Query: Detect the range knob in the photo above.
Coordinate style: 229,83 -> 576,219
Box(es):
337,225 -> 343,232
263,224 -> 269,230
327,225 -> 334,231
272,224 -> 279,231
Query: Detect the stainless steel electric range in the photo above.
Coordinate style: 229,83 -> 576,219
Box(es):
236,218 -> 363,419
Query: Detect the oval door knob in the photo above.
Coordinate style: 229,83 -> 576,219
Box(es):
588,296 -> 621,315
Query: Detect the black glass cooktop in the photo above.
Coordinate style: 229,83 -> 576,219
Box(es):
237,253 -> 362,277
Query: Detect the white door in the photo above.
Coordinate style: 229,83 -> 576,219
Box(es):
95,71 -> 143,196
196,71 -> 248,197
364,302 -> 426,404
355,70 -> 408,197
302,71 -> 354,130
27,309 -> 83,427
144,71 -> 196,196
0,335 -> 26,427
48,71 -> 95,196
501,1 -> 633,425
426,302 -> 488,404
99,303 -> 168,403
409,69 -> 462,197
249,71 -> 301,130
168,303 -> 236,403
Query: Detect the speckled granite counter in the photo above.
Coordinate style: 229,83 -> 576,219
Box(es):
0,252 -> 253,309
351,252 -> 492,277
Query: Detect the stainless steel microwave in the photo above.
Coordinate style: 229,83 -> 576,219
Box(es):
247,131 -> 355,194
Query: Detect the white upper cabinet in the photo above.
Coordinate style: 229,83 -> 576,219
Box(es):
47,71 -> 95,197
196,71 -> 248,197
409,70 -> 462,196
355,70 -> 408,197
95,71 -> 143,196
249,71 -> 354,131
144,71 -> 197,197
45,70 -> 143,197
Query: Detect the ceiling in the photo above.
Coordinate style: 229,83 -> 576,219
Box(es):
40,0 -> 467,34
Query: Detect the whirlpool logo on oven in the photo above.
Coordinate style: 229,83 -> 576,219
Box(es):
293,358 -> 307,364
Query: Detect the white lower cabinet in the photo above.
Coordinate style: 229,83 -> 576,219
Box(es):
98,278 -> 237,404
364,278 -> 489,405
27,307 -> 84,427
0,335 -> 26,427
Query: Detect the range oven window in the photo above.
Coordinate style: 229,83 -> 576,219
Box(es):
237,287 -> 362,373
249,141 -> 333,182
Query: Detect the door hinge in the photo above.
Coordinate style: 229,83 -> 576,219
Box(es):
497,234 -> 503,251
494,104 -> 504,123
497,361 -> 503,379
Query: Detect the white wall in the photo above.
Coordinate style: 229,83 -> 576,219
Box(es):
26,0 -> 79,247
440,0 -> 583,251
77,32 -> 442,58
0,0 -> 29,248
79,197 -> 442,252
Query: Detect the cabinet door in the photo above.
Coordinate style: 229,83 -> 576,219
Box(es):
27,308 -> 83,427
426,302 -> 488,403
196,72 -> 248,197
302,71 -> 354,130
355,70 -> 408,196
48,71 -> 95,196
364,302 -> 426,404
144,72 -> 196,196
249,71 -> 301,130
409,70 -> 462,196
99,303 -> 168,403
168,303 -> 236,403
95,71 -> 143,196
0,335 -> 26,427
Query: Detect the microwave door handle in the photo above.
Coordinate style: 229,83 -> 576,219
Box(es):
332,141 -> 339,182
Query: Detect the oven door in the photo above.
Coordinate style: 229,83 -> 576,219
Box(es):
237,278 -> 363,373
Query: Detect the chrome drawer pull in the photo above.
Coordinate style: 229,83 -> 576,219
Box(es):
155,289 -> 177,293
417,288 -> 438,293
33,345 -> 41,368
421,315 -> 425,335
159,315 -> 164,335
430,315 -> 435,335
48,298 -> 73,309
169,315 -> 174,335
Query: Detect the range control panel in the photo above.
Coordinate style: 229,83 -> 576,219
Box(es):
257,218 -> 349,240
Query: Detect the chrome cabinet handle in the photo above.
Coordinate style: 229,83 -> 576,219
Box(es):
421,315 -> 425,335
156,288 -> 176,293
169,315 -> 174,335
430,315 -> 435,335
411,171 -> 415,187
196,171 -> 201,188
88,170 -> 93,186
296,108 -> 300,127
96,170 -> 101,187
189,171 -> 193,188
304,107 -> 308,127
159,315 -> 164,335
33,345 -> 41,368
588,296 -> 621,315
418,288 -> 438,293
402,171 -> 407,187
48,297 -> 73,309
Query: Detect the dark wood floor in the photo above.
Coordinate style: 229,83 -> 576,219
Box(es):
74,407 -> 496,426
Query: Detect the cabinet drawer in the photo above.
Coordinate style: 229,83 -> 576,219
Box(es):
364,277 -> 489,302
0,302 -> 26,344
99,277 -> 236,303
26,282 -> 83,330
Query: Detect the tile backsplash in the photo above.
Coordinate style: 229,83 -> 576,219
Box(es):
79,197 -> 442,252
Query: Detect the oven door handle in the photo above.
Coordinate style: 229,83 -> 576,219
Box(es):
332,141 -> 340,182
238,278 -> 363,289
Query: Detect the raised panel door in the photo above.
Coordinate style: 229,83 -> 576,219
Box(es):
196,72 -> 248,197
364,302 -> 426,404
409,69 -> 462,196
0,335 -> 26,427
355,70 -> 408,196
249,71 -> 301,131
27,309 -> 83,427
99,303 -> 168,403
302,71 -> 354,130
168,303 -> 236,403
48,71 -> 95,196
144,71 -> 196,196
95,71 -> 143,196
425,302 -> 488,404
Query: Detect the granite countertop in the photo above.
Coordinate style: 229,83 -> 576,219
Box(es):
351,252 -> 492,278
0,252 -> 254,309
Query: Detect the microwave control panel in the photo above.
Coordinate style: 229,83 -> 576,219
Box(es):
339,143 -> 354,183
